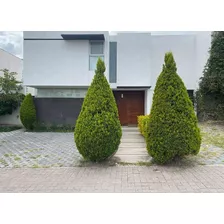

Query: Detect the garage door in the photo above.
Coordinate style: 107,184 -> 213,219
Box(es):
34,98 -> 84,125
113,91 -> 145,126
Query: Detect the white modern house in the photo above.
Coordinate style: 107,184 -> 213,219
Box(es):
23,31 -> 211,126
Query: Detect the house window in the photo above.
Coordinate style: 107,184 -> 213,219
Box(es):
89,41 -> 104,70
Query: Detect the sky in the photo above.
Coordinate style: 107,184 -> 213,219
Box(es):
0,31 -> 199,59
0,31 -> 23,58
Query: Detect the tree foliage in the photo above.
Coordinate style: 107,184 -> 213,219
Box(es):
0,69 -> 24,115
197,31 -> 224,120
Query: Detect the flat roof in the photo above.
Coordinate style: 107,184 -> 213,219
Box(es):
61,34 -> 105,40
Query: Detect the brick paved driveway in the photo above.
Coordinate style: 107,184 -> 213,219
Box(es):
0,129 -> 82,168
1,126 -> 224,168
1,165 -> 224,192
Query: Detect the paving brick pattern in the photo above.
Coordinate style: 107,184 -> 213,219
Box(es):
0,127 -> 150,168
0,127 -> 224,168
0,129 -> 82,168
1,165 -> 224,192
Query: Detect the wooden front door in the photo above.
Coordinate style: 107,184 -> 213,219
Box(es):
113,91 -> 145,126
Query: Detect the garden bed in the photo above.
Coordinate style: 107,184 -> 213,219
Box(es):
0,125 -> 22,132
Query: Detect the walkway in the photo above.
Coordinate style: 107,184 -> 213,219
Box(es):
114,127 -> 150,163
1,165 -> 224,192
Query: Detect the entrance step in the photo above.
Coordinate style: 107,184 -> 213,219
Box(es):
116,148 -> 147,155
122,132 -> 142,136
119,142 -> 146,147
121,138 -> 145,143
122,127 -> 139,132
114,155 -> 151,163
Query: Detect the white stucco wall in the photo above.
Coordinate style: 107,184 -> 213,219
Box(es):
151,35 -> 196,89
24,31 -> 211,90
111,32 -> 211,91
150,32 -> 211,90
36,88 -> 87,98
194,32 -> 212,89
146,32 -> 211,114
113,32 -> 211,115
145,89 -> 154,115
23,31 -> 109,87
116,33 -> 151,87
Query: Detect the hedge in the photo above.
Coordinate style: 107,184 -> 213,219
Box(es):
137,115 -> 150,138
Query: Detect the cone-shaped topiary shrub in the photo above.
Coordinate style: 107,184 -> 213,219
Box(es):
146,52 -> 201,164
20,93 -> 37,130
74,58 -> 122,162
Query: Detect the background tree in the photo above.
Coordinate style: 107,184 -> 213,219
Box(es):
0,69 -> 24,115
146,52 -> 201,164
197,31 -> 224,120
74,58 -> 122,162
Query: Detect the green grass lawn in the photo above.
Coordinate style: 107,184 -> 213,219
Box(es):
199,121 -> 224,149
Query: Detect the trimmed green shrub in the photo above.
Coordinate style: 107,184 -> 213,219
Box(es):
20,93 -> 37,130
146,52 -> 201,164
137,115 -> 150,138
74,58 -> 122,162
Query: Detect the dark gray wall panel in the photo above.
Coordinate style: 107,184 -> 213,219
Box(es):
109,42 -> 117,83
34,98 -> 83,125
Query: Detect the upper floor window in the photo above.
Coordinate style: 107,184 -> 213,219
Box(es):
89,41 -> 104,71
